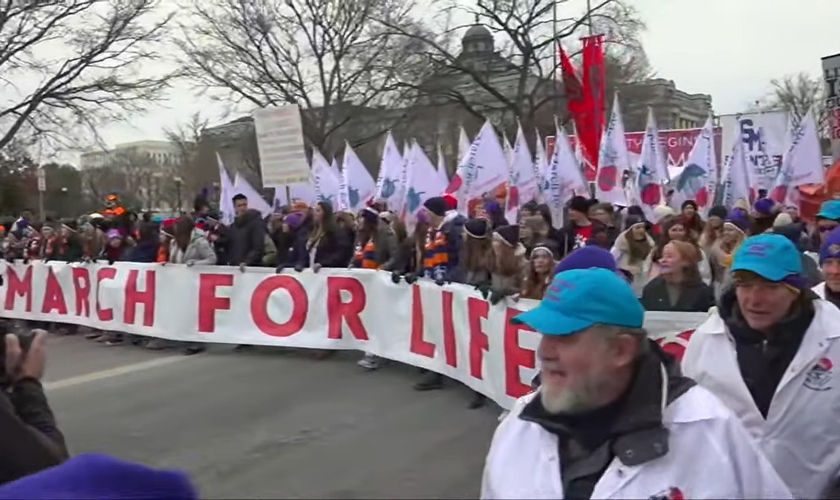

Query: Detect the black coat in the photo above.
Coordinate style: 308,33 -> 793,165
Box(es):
226,209 -> 266,267
640,276 -> 715,313
293,228 -> 353,268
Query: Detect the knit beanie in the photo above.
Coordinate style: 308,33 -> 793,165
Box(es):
708,205 -> 728,220
423,196 -> 448,217
820,227 -> 840,264
652,205 -> 675,223
681,200 -> 698,211
494,224 -> 520,246
724,212 -> 749,233
568,195 -> 592,214
773,212 -> 793,228
284,211 -> 305,229
361,206 -> 379,224
753,197 -> 777,217
464,218 -> 490,239
553,246 -> 617,276
442,193 -> 458,211
0,454 -> 198,500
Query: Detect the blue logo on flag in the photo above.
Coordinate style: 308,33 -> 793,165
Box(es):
407,187 -> 425,213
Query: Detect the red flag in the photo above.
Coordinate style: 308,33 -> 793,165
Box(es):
558,43 -> 598,181
581,35 -> 606,181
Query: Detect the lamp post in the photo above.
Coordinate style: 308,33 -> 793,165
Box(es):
174,176 -> 183,215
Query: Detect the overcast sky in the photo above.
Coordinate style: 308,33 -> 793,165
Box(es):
69,0 -> 840,160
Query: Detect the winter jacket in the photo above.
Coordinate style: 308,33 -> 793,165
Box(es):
125,240 -> 159,263
610,228 -> 654,297
226,209 -> 266,266
294,227 -> 353,269
169,231 -> 217,265
641,276 -> 715,313
421,212 -> 465,281
0,379 -> 69,485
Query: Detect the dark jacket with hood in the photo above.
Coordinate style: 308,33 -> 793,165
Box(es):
521,341 -> 695,500
556,219 -> 607,258
124,239 -> 159,263
227,209 -> 266,267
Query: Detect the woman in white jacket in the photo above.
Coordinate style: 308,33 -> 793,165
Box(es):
609,215 -> 653,297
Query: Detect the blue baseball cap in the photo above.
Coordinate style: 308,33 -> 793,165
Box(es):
731,234 -> 803,282
817,200 -> 840,221
512,268 -> 645,336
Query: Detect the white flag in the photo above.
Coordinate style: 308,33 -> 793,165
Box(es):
216,152 -> 236,225
770,108 -> 825,206
547,126 -> 588,228
720,128 -> 752,209
458,126 -> 471,164
233,173 -> 273,218
447,120 -> 508,205
404,142 -> 448,231
311,148 -> 341,208
436,143 -> 449,188
595,94 -> 630,206
673,115 -> 716,212
635,108 -> 668,218
505,122 -> 538,222
339,142 -> 375,212
374,132 -> 403,204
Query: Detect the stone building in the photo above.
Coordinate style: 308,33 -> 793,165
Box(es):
196,25 -> 713,187
619,78 -> 713,132
79,140 -> 186,212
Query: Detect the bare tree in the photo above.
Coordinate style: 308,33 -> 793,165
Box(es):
754,72 -> 828,137
0,0 -> 176,152
377,0 -> 652,136
83,147 -> 162,210
176,0 -> 428,155
163,112 -> 208,207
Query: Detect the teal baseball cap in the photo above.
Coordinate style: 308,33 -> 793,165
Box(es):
512,268 -> 645,336
817,200 -> 840,221
731,234 -> 803,283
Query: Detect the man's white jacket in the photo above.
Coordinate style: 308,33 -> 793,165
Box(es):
480,386 -> 791,499
683,298 -> 840,499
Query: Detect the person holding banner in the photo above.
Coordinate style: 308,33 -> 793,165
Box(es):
481,268 -> 791,500
682,234 -> 840,499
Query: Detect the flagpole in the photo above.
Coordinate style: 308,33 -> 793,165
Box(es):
552,0 -> 559,119
586,0 -> 593,36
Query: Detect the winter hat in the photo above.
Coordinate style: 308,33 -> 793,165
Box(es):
681,200 -> 698,211
484,199 -> 502,215
284,211 -> 306,229
652,205 -> 675,223
553,246 -> 617,276
568,195 -> 593,214
753,197 -> 777,217
708,205 -> 728,220
816,200 -> 840,221
416,209 -> 430,225
106,229 -> 121,240
442,193 -> 458,211
291,200 -> 309,212
423,196 -> 448,217
733,199 -> 750,212
624,214 -> 646,231
820,227 -> 840,264
361,206 -> 379,224
493,224 -> 520,246
724,212 -> 749,234
773,212 -> 793,228
0,454 -> 198,500
626,205 -> 645,218
464,218 -> 490,239
530,242 -> 558,261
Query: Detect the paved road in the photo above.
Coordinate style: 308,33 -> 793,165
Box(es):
43,334 -> 500,499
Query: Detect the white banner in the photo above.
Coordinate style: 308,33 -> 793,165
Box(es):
0,262 -> 708,409
719,111 -> 789,190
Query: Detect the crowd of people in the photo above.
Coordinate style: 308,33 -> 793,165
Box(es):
5,185 -> 840,497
